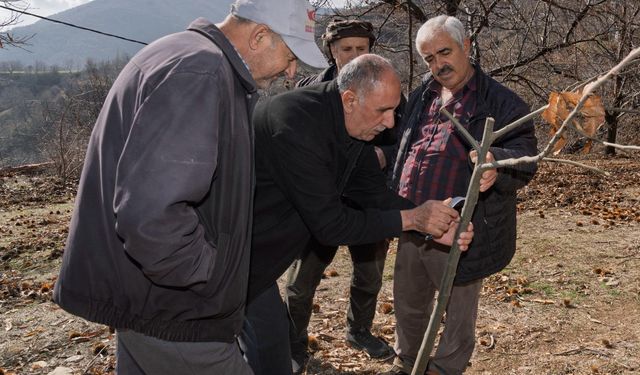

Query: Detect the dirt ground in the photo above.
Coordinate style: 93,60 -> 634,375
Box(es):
1,155 -> 639,375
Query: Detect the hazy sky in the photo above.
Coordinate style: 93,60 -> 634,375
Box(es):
1,0 -> 353,29
1,0 -> 91,27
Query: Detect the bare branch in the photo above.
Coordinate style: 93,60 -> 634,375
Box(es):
543,157 -> 610,176
440,108 -> 480,150
602,142 -> 640,151
494,105 -> 549,139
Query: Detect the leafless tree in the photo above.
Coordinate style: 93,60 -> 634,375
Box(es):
38,59 -> 122,183
0,1 -> 31,49
311,0 -> 639,152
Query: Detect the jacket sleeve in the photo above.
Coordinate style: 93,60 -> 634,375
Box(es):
113,71 -> 222,288
377,92 -> 407,168
344,145 -> 414,211
258,101 -> 403,247
488,99 -> 538,193
390,88 -> 424,189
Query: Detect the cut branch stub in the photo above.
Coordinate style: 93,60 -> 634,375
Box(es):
542,91 -> 605,155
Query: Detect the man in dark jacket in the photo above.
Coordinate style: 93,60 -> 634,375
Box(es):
286,19 -> 395,370
241,54 -> 475,375
52,0 -> 327,373
382,15 -> 538,375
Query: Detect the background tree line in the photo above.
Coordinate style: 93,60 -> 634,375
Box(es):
0,56 -> 128,182
315,0 -> 639,152
1,0 -> 638,182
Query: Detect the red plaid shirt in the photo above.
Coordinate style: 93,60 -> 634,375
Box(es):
398,76 -> 477,204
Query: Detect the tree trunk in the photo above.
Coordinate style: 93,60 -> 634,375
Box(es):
443,0 -> 460,16
605,108 -> 618,156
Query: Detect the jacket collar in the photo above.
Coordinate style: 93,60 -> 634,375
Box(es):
320,64 -> 338,82
420,65 -> 490,119
326,80 -> 352,145
417,64 -> 493,141
187,18 -> 258,95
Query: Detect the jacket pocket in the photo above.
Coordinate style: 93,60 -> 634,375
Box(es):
191,232 -> 228,299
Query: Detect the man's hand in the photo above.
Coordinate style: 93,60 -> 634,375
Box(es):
401,200 -> 459,237
469,150 -> 497,192
433,220 -> 474,251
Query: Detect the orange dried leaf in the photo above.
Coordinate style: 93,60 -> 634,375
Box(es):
542,90 -> 605,155
379,302 -> 394,314
308,335 -> 321,350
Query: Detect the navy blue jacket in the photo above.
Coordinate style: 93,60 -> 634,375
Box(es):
392,66 -> 538,283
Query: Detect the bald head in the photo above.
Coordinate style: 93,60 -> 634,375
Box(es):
338,54 -> 401,141
337,54 -> 399,101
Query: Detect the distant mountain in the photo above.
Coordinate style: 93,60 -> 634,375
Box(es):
0,0 -> 233,67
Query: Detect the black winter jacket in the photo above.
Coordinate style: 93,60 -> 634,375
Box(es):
53,19 -> 257,342
295,64 -> 403,157
391,66 -> 538,284
249,80 -> 413,300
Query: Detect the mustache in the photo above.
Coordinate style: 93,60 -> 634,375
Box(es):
436,65 -> 454,76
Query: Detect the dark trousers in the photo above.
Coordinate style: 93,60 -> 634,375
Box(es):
239,284 -> 293,375
116,329 -> 252,375
286,239 -> 388,358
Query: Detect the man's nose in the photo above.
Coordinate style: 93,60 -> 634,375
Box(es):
383,111 -> 395,128
284,60 -> 297,80
431,56 -> 444,71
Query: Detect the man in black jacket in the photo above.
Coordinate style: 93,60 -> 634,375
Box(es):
382,15 -> 538,375
241,54 -> 475,375
286,19 -> 395,370
52,0 -> 328,374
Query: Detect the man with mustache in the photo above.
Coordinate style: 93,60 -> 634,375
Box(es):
243,54 -> 475,375
382,15 -> 537,375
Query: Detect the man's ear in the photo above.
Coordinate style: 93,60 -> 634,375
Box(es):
341,90 -> 358,114
463,37 -> 471,57
249,24 -> 271,51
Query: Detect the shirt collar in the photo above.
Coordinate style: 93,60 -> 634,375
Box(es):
427,67 -> 478,99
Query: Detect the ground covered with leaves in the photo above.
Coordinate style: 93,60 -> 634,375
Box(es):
1,156 -> 638,375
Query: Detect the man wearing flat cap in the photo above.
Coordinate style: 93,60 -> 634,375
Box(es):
285,19 -> 398,374
297,19 -> 376,85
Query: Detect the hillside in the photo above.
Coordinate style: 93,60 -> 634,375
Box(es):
0,0 -> 231,66
0,156 -> 639,374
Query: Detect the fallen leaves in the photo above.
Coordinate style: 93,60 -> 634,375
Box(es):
378,302 -> 393,314
601,338 -> 614,349
47,367 -> 73,375
322,269 -> 340,278
31,361 -> 48,370
518,161 -> 640,227
1,168 -> 638,374
308,335 -> 321,351
0,273 -> 57,304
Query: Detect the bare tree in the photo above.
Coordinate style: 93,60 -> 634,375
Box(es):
0,1 -> 31,49
592,1 -> 640,155
38,59 -> 122,183
311,0 -> 639,153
